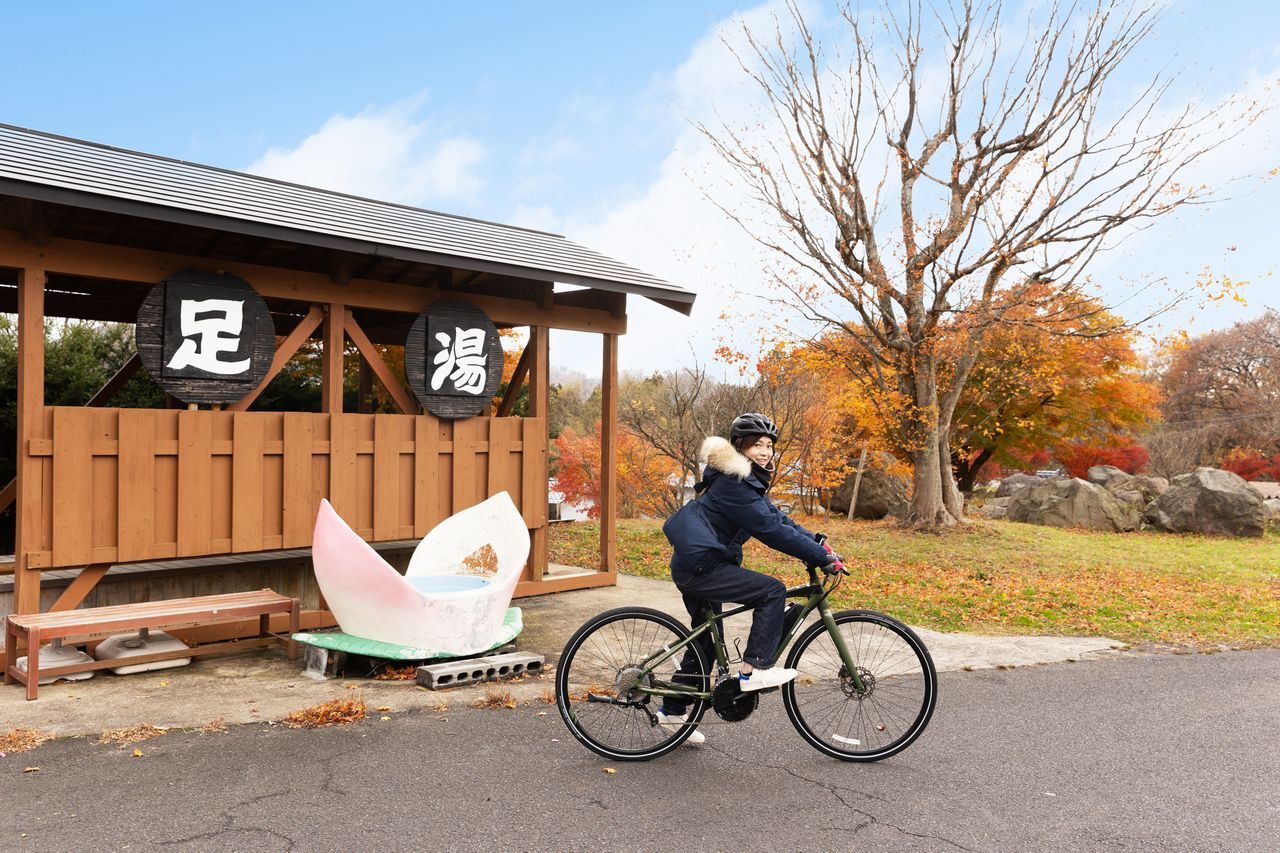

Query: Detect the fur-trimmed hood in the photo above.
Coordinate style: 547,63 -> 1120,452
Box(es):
700,436 -> 752,480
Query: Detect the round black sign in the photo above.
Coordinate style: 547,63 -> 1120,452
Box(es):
405,299 -> 503,419
135,270 -> 275,405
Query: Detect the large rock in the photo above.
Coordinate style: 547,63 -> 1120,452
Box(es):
1007,478 -> 1139,532
1106,474 -> 1169,508
996,473 -> 1044,498
975,496 -> 1011,520
828,455 -> 909,520
1143,467 -> 1265,538
1086,465 -> 1130,487
1261,498 -> 1279,527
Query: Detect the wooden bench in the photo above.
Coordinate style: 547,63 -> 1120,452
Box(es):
4,589 -> 299,700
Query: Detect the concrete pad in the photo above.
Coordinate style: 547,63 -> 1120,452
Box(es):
1,573 -> 1125,738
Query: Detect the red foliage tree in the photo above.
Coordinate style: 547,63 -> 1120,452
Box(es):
1054,441 -> 1150,479
1219,448 -> 1280,481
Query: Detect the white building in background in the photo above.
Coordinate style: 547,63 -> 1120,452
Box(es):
548,479 -> 595,522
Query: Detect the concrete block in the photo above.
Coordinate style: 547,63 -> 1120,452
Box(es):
416,652 -> 544,690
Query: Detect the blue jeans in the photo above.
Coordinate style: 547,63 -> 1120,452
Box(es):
661,560 -> 786,715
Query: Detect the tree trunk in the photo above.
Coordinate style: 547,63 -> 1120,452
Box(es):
906,372 -> 963,527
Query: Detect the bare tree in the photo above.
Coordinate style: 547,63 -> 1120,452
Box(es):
703,0 -> 1259,525
1151,309 -> 1280,470
618,365 -> 758,504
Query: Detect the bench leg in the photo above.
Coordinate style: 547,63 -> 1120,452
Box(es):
4,618 -> 17,686
25,628 -> 40,700
287,599 -> 300,660
259,612 -> 270,639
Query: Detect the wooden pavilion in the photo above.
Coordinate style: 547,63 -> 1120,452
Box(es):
0,124 -> 694,632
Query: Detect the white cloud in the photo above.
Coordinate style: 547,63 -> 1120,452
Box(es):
247,98 -> 486,206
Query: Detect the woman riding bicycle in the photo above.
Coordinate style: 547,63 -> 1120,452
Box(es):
658,412 -> 843,742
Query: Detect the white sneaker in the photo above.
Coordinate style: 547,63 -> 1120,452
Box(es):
656,711 -> 706,745
738,666 -> 797,692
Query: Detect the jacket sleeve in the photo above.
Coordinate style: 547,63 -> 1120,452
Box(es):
713,479 -> 830,566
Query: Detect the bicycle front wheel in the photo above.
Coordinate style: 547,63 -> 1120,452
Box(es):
555,606 -> 708,761
783,609 -> 937,761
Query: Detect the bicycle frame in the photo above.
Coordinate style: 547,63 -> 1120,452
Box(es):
626,564 -> 866,704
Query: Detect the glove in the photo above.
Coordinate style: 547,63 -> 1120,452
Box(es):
821,552 -> 848,575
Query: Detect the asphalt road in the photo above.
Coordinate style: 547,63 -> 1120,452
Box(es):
3,649 -> 1277,852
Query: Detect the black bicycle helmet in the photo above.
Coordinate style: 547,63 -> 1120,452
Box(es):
729,412 -> 779,444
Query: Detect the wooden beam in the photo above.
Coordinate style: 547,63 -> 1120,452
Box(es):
343,310 -> 418,415
48,566 -> 109,612
0,477 -> 14,515
226,305 -> 324,412
600,333 -> 619,574
0,230 -> 626,334
526,326 -> 550,583
86,353 -> 142,407
322,303 -> 345,413
526,326 -> 550,420
14,264 -> 45,615
496,343 -> 533,417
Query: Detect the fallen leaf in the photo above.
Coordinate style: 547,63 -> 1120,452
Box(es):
132,749 -> 143,758
536,711 -> 548,717
158,681 -> 169,687
23,766 -> 39,773
379,716 -> 391,721
603,767 -> 617,775
377,706 -> 391,712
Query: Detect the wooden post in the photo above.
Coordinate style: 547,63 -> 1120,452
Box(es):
322,303 -> 345,414
14,265 -> 45,616
526,325 -> 550,583
600,333 -> 618,577
847,446 -> 868,521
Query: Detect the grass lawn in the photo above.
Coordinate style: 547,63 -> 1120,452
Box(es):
548,516 -> 1280,648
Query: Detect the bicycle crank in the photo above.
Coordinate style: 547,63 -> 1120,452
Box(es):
712,675 -> 759,722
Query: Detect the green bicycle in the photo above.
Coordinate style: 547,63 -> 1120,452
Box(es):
555,553 -> 938,762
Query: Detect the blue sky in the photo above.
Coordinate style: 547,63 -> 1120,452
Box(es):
6,2 -> 1280,377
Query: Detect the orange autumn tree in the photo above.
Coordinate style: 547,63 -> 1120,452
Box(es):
552,422 -> 687,519
948,287 -> 1161,491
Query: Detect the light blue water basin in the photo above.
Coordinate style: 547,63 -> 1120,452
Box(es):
405,575 -> 491,594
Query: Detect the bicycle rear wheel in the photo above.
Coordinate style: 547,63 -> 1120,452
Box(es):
783,609 -> 936,761
555,606 -> 708,761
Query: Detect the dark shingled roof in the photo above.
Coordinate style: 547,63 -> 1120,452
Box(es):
0,123 -> 694,312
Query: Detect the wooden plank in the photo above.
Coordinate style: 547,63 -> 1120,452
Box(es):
514,569 -> 617,599
51,407 -> 94,566
282,412 -> 313,547
520,417 -> 542,528
112,409 -> 152,560
373,414 -> 400,540
231,412 -> 265,552
14,264 -> 45,615
322,303 -> 345,413
329,414 -> 357,520
0,233 -> 629,335
227,305 -> 325,412
451,417 -> 481,513
600,333 -> 619,574
487,417 -> 520,498
176,410 -> 213,555
413,414 -> 440,537
344,311 -> 418,415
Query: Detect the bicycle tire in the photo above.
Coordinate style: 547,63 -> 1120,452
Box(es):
783,609 -> 937,761
555,606 -> 709,761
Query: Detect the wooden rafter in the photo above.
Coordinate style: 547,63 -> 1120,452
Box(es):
86,353 -> 142,407
496,343 -> 533,417
343,310 -> 418,415
226,305 -> 325,412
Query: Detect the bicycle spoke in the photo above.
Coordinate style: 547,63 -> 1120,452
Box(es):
784,611 -> 936,761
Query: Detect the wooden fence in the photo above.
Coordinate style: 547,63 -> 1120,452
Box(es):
23,407 -> 547,574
